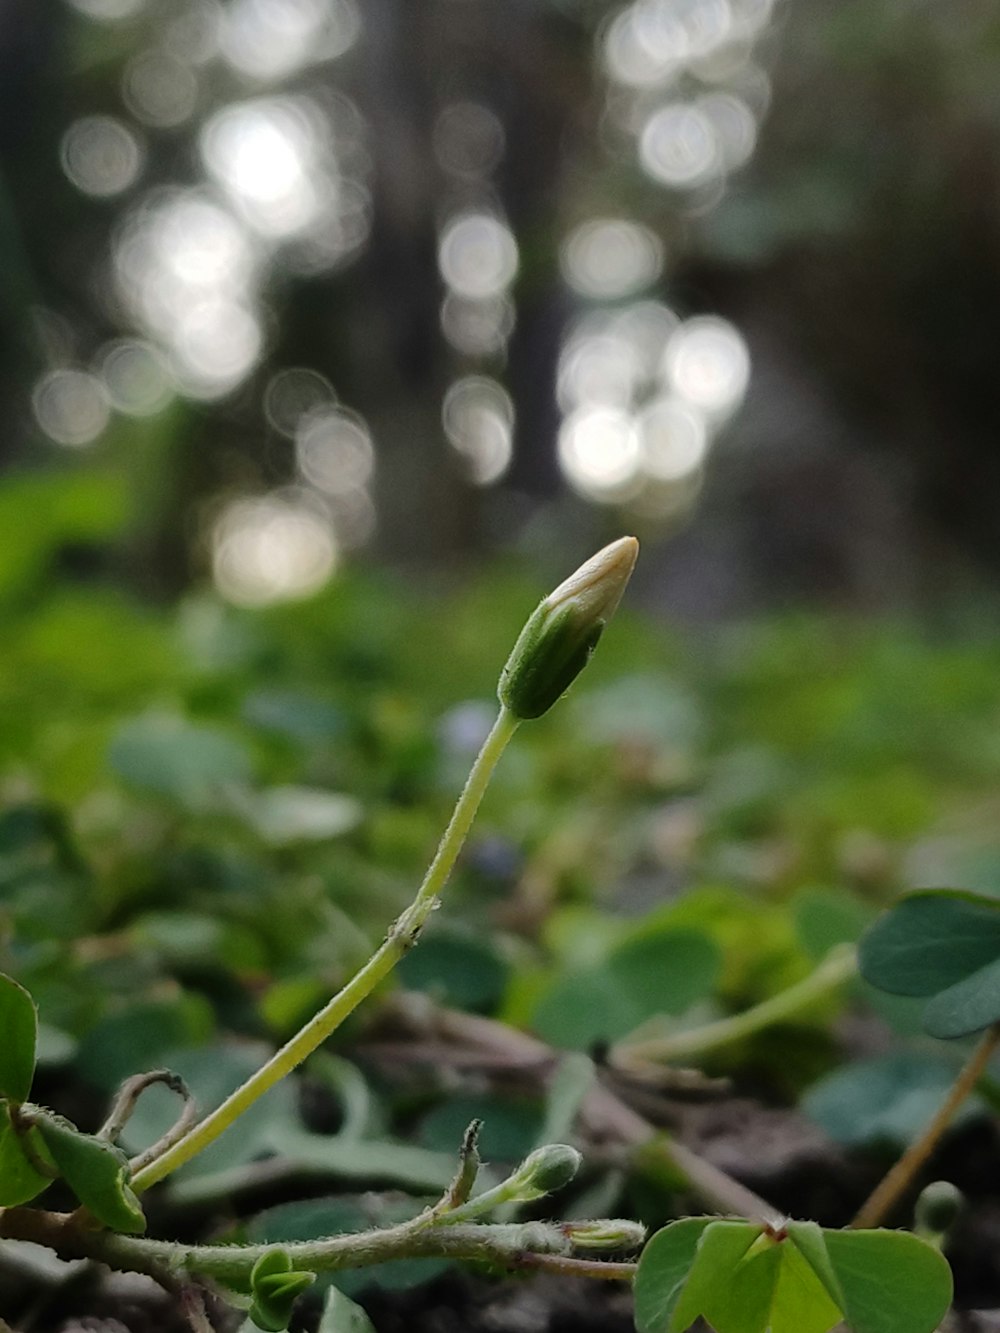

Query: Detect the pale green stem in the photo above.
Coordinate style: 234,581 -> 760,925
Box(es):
851,1022 -> 1000,1230
613,944 -> 857,1069
131,707 -> 520,1193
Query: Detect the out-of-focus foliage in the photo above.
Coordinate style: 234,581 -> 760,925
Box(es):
6,471 -> 1000,1185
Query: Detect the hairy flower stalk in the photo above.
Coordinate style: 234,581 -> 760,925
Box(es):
130,538 -> 639,1193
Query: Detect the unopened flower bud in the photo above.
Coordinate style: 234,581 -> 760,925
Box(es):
508,1143 -> 582,1200
498,537 -> 639,720
563,1218 -> 647,1252
915,1180 -> 962,1238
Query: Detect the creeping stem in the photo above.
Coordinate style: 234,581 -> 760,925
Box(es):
130,707 -> 520,1193
613,944 -> 857,1069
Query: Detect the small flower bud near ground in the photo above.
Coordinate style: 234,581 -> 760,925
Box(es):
563,1218 -> 648,1252
498,537 -> 639,720
508,1143 -> 583,1200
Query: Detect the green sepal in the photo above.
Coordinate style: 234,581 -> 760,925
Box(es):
499,602 -> 605,720
34,1112 -> 146,1233
0,973 -> 38,1103
249,1247 -> 316,1332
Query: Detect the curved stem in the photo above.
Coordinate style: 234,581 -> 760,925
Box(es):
130,707 -> 520,1193
613,945 -> 856,1069
851,1022 -> 1000,1229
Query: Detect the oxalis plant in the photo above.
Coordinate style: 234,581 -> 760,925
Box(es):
0,535 -> 973,1333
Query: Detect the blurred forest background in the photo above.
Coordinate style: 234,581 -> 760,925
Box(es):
3,0 -> 1000,615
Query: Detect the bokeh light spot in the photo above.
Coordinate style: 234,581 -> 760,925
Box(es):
99,339 -> 173,416
438,212 -> 518,301
558,405 -> 642,500
561,218 -> 664,301
296,407 -> 374,495
68,0 -> 146,20
123,50 -> 199,128
639,102 -> 719,187
264,368 -> 336,438
442,377 -> 514,485
638,395 -> 708,480
61,116 -> 143,198
558,325 -> 641,411
433,102 -> 506,178
212,493 -> 338,607
33,369 -> 110,447
219,0 -> 360,80
440,293 -> 516,357
663,315 -> 750,416
201,98 -> 324,239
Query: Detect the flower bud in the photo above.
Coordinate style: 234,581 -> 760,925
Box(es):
507,1143 -> 582,1200
563,1218 -> 647,1252
915,1180 -> 962,1238
498,537 -> 639,720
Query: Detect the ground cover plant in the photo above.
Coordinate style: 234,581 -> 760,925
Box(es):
7,475 -> 1000,1329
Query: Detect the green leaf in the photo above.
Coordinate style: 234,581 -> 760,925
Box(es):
859,891 -> 1000,995
821,1229 -> 952,1333
670,1221 -> 763,1333
701,1233 -> 840,1333
859,890 -> 1000,1037
0,973 -> 37,1102
922,957 -> 1000,1039
637,1220 -> 947,1333
317,1287 -> 376,1333
0,1103 -> 51,1205
633,1217 -> 713,1333
249,1248 -> 315,1332
34,1113 -> 145,1233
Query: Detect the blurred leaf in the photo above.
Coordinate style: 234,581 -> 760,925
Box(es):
243,690 -> 344,745
0,470 -> 128,604
532,927 -> 720,1050
860,889 -> 1000,1037
539,1052 -> 595,1146
397,926 -> 509,1012
76,996 -> 214,1092
803,1052 -> 982,1147
0,973 -> 37,1101
795,887 -> 872,961
418,1095 -> 541,1164
317,1286 -> 376,1333
0,1103 -> 51,1206
248,787 -> 363,846
120,1043 -> 298,1177
132,912 -> 267,974
108,714 -> 253,808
